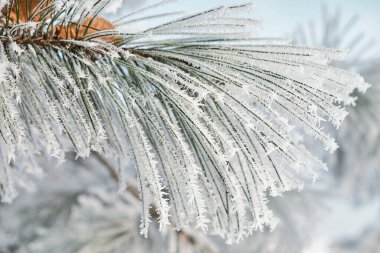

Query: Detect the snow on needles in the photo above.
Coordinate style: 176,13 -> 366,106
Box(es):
0,1 -> 370,243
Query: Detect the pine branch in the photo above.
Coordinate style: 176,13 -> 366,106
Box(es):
0,0 -> 370,243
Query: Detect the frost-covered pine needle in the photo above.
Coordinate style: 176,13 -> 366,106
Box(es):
0,0 -> 370,242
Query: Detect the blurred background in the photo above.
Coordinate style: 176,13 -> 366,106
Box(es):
1,1 -> 379,252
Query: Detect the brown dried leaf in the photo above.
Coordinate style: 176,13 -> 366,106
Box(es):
2,0 -> 116,41
3,0 -> 52,23
55,16 -> 116,41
